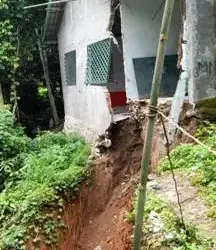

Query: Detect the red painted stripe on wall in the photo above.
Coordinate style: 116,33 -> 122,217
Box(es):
109,91 -> 127,107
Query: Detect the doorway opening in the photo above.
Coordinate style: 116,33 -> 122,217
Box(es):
107,1 -> 127,114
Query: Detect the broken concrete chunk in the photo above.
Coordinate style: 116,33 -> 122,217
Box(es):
94,246 -> 102,250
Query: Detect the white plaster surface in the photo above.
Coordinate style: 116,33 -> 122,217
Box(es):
168,71 -> 189,142
120,0 -> 181,99
184,0 -> 216,103
58,0 -> 112,139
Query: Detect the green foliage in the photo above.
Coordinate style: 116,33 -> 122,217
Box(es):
158,122 -> 216,218
0,0 -> 42,79
0,107 -> 90,249
195,121 -> 216,150
0,106 -> 29,190
0,0 -> 62,124
127,191 -> 213,250
37,85 -> 48,100
0,0 -> 26,92
0,19 -> 19,73
0,106 -> 29,159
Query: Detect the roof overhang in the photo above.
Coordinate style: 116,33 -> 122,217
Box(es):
43,0 -> 67,44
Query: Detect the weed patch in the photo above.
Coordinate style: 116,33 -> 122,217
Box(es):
158,122 -> 216,218
0,106 -> 90,249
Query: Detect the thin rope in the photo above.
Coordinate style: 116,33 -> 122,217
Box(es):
160,114 -> 186,230
148,104 -> 216,156
158,110 -> 216,156
147,104 -> 158,118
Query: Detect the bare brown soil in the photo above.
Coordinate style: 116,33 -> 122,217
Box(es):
38,118 -> 143,250
61,119 -> 143,250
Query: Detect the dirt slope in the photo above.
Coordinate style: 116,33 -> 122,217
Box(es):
37,101 -> 198,250
76,172 -> 133,250
54,118 -> 143,250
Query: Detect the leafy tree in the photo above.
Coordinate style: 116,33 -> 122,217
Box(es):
0,0 -> 61,128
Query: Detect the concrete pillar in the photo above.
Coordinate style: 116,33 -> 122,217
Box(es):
183,0 -> 216,104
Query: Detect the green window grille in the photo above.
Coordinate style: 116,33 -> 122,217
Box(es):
85,38 -> 112,85
64,50 -> 76,85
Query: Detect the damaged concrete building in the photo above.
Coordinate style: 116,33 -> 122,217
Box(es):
44,0 -> 216,141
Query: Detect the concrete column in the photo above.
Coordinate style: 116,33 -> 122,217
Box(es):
183,0 -> 216,104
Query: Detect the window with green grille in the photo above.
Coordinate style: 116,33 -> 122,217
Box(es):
85,38 -> 112,85
64,50 -> 76,85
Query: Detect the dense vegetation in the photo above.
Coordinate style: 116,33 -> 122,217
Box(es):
0,106 -> 90,249
158,122 -> 216,218
127,190 -> 213,250
0,0 -> 63,134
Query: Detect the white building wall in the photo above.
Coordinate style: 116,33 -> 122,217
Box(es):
58,0 -> 112,141
120,0 -> 181,99
183,0 -> 216,104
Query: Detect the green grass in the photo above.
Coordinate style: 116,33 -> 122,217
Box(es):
158,122 -> 216,218
0,106 -> 90,249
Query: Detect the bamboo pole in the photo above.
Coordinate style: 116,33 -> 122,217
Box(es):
132,1 -> 176,250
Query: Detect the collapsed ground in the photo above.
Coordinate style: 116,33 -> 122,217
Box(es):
0,105 -> 216,250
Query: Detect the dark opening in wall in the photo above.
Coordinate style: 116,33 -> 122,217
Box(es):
107,1 -> 127,109
112,7 -> 121,37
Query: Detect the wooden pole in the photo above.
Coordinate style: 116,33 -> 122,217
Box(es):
37,37 -> 60,127
0,83 -> 3,105
132,1 -> 176,249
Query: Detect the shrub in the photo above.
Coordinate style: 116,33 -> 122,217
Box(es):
0,106 -> 30,190
0,106 -> 29,159
0,132 -> 90,249
0,107 -> 90,249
